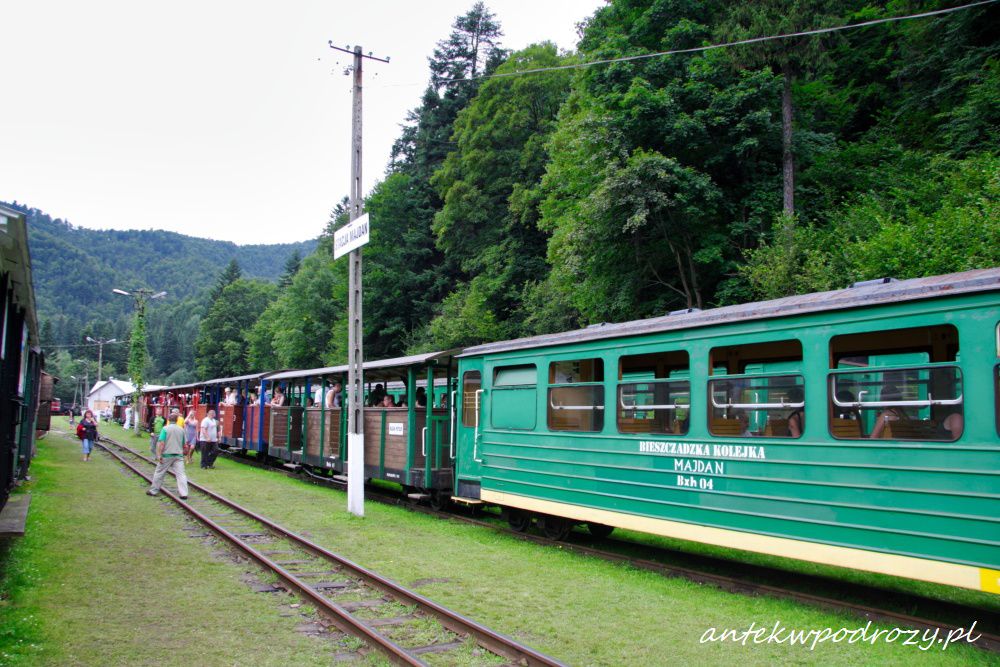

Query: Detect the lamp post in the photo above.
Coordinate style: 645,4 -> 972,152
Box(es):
85,336 -> 118,385
69,375 -> 78,424
114,288 -> 166,434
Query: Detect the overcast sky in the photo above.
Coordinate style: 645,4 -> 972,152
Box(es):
1,0 -> 605,245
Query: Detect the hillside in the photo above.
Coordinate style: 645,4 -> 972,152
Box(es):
6,202 -> 317,393
16,204 -> 316,330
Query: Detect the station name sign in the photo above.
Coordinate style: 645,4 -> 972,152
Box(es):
334,213 -> 370,260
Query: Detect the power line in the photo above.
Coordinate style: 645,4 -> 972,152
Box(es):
427,0 -> 997,86
42,341 -> 126,350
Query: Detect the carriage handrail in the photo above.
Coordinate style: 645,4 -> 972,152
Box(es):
449,390 -> 456,460
619,396 -> 683,411
832,391 -> 963,409
549,395 -> 605,411
473,389 -> 483,463
710,395 -> 804,410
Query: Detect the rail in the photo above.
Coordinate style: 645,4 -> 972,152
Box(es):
96,436 -> 566,667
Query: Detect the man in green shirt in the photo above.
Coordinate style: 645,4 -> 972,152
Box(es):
146,410 -> 189,499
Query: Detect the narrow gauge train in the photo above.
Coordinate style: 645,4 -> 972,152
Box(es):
136,268 -> 1000,594
0,204 -> 50,513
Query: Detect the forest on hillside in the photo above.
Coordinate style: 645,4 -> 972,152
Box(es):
14,205 -> 314,398
36,0 -> 1000,395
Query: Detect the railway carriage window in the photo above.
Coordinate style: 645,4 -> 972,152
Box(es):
461,371 -> 481,428
548,359 -> 604,432
708,340 -> 804,438
492,365 -> 537,430
617,351 -> 690,435
828,325 -> 963,441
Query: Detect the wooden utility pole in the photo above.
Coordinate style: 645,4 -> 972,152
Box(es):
329,42 -> 388,517
347,45 -> 365,517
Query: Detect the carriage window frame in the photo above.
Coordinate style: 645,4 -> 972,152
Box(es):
828,363 -> 964,441
491,364 -> 537,431
461,371 -> 482,428
616,350 -> 690,436
547,358 -> 605,433
707,372 -> 805,439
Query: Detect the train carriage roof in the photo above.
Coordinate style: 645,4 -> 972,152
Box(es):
460,267 -> 1000,357
266,350 -> 459,382
205,372 -> 272,385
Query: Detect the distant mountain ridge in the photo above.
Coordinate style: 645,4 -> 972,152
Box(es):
7,201 -> 317,337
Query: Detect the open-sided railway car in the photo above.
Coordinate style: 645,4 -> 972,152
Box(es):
266,365 -> 345,467
451,268 -> 1000,593
202,372 -> 270,449
266,352 -> 458,501
359,351 -> 457,501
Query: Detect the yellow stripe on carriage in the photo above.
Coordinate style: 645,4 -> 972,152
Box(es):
481,490 -> 991,594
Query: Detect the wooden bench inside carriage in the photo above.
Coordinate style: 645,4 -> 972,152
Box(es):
619,415 -> 685,434
764,418 -> 789,437
831,417 -> 862,438
882,418 -> 939,440
710,417 -> 744,436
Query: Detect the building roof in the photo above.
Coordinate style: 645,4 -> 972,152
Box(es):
460,267 -> 1000,357
88,378 -> 135,397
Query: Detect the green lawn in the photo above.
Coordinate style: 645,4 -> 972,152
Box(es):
0,419 -> 383,666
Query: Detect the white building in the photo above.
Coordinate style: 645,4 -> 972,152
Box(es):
87,378 -> 135,414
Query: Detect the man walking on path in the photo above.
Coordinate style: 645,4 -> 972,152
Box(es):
199,409 -> 220,469
147,410 -> 188,499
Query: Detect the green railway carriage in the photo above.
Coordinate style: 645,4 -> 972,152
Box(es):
452,268 -> 1000,594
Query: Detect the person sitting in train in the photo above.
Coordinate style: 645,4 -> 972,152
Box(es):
270,387 -> 285,407
786,386 -> 805,438
368,383 -> 386,407
869,385 -> 907,439
380,394 -> 395,409
249,391 -> 259,405
940,410 -> 964,440
834,389 -> 862,421
415,387 -> 427,408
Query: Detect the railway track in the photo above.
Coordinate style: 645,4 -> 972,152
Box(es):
97,437 -> 566,667
219,447 -> 1000,654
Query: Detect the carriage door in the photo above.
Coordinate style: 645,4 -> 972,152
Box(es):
454,362 -> 484,498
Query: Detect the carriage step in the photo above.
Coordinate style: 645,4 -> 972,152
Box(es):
332,475 -> 348,482
451,496 -> 483,506
282,463 -> 301,470
407,493 -> 431,502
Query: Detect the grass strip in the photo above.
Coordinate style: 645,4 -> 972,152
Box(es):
0,421 -> 385,666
